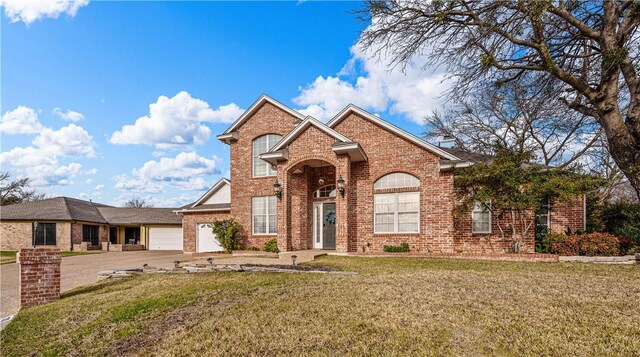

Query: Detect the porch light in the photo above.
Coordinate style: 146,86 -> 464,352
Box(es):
273,178 -> 282,199
337,176 -> 346,197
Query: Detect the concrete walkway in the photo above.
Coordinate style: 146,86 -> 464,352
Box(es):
194,250 -> 328,266
0,251 -> 189,328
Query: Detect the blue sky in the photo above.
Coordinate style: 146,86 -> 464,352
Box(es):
1,1 -> 450,207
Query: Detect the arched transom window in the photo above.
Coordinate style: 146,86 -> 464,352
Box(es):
374,172 -> 420,190
253,134 -> 282,177
374,173 -> 420,233
314,185 -> 336,198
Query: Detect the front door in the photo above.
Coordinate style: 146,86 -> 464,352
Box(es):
313,202 -> 336,249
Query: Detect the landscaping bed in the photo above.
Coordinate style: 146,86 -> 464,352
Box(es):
1,256 -> 638,356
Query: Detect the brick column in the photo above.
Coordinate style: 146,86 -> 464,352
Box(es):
18,249 -> 61,308
335,155 -> 350,253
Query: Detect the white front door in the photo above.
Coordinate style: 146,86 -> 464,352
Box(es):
196,223 -> 224,252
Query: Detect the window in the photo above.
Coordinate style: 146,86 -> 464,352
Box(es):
83,225 -> 100,245
253,134 -> 282,177
252,196 -> 277,235
109,227 -> 118,244
536,199 -> 551,232
33,223 -> 56,246
374,192 -> 420,233
314,185 -> 336,198
125,227 -> 140,245
472,201 -> 491,233
374,172 -> 420,190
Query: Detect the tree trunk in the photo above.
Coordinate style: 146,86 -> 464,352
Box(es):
598,111 -> 640,200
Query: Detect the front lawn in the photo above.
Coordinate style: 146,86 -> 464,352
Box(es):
0,250 -> 103,264
1,257 -> 639,356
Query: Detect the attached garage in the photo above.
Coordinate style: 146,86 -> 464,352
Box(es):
196,223 -> 224,252
148,226 -> 183,251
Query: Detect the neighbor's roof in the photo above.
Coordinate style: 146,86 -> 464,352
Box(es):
0,197 -> 110,223
173,203 -> 231,213
97,207 -> 182,225
0,197 -> 181,225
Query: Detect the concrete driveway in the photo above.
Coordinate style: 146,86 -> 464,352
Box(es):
0,251 -> 190,325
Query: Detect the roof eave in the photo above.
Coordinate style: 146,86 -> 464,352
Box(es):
221,94 -> 305,136
331,142 -> 368,162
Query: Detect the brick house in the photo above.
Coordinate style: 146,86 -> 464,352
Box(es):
0,197 -> 182,252
179,95 -> 586,254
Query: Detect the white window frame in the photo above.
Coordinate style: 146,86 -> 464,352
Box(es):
252,196 -> 277,235
471,201 -> 492,234
252,134 -> 282,178
374,172 -> 420,190
314,184 -> 336,199
374,192 -> 420,234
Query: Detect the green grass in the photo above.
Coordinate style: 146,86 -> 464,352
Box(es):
0,250 -> 103,264
1,257 -> 639,356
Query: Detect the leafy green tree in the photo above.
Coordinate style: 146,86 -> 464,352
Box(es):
454,146 -> 602,252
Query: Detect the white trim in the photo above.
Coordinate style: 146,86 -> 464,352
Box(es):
270,116 -> 351,152
471,201 -> 492,234
173,207 -> 230,213
190,178 -> 231,208
216,132 -> 239,143
331,142 -> 368,162
253,134 -> 282,178
313,201 -> 336,248
221,94 -> 305,135
252,195 -> 277,235
439,161 -> 474,170
373,192 -> 420,234
328,104 -> 460,161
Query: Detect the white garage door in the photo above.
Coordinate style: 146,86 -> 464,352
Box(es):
148,227 -> 183,251
197,223 -> 224,252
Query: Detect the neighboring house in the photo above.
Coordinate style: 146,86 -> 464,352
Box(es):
0,197 -> 182,251
178,95 -> 586,254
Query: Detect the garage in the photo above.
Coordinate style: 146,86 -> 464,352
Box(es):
148,226 -> 183,251
196,223 -> 224,252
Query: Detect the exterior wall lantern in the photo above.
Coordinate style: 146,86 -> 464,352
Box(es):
32,221 -> 39,248
336,176 -> 346,197
273,178 -> 282,199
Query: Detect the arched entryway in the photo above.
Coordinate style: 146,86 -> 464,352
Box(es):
279,158 -> 343,251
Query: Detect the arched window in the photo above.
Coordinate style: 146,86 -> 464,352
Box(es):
314,185 -> 336,198
373,173 -> 420,233
253,134 -> 282,177
374,172 -> 420,190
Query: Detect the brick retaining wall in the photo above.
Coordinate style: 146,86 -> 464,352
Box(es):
347,252 -> 559,262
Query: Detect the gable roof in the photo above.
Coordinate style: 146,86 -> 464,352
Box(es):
218,94 -> 306,139
327,104 -> 460,161
269,116 -> 352,152
190,178 -> 230,208
0,197 -> 110,223
0,197 -> 181,225
97,207 -> 182,225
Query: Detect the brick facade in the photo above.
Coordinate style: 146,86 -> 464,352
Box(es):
229,102 -> 300,248
181,211 -> 231,253
0,221 -> 72,251
18,249 -> 61,308
70,222 -> 109,247
204,96 -> 587,254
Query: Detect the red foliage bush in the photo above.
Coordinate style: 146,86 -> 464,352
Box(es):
546,232 -> 624,256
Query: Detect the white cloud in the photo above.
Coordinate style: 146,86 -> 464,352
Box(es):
95,184 -> 105,190
109,91 -> 244,149
1,123 -> 96,186
1,0 -> 89,25
0,106 -> 44,134
293,43 -> 451,123
114,151 -> 219,193
33,124 -> 96,157
112,193 -> 193,208
53,107 -> 84,122
85,178 -> 93,184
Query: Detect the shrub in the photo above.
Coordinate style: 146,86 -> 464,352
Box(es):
544,232 -> 624,256
211,218 -> 240,253
578,233 -> 620,256
262,239 -> 279,253
383,243 -> 410,253
246,246 -> 260,251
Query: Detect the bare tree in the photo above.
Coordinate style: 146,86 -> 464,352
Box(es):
358,0 -> 640,199
123,197 -> 154,208
424,80 -> 601,167
0,172 -> 47,205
